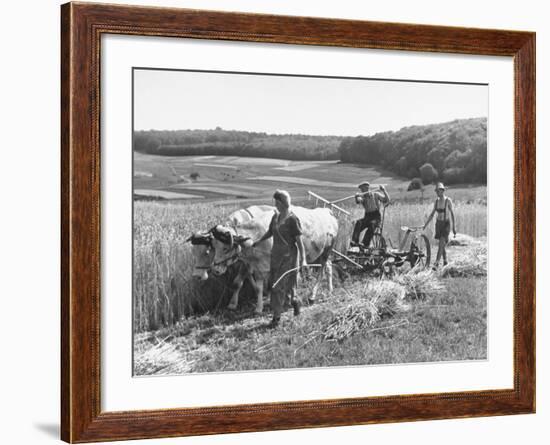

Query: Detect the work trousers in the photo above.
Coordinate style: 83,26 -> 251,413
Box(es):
352,210 -> 381,247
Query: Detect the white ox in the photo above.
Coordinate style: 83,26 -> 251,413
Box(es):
186,205 -> 275,313
209,206 -> 338,314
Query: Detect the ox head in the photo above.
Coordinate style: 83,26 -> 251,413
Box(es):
210,225 -> 252,276
185,232 -> 214,281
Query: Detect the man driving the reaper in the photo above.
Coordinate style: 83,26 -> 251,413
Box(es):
351,181 -> 390,248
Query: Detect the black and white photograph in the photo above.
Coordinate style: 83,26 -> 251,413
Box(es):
132,68 -> 488,376
3,0 -> 546,443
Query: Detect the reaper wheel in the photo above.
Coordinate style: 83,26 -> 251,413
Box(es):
368,233 -> 387,273
408,234 -> 431,269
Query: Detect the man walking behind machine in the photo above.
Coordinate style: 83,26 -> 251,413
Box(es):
351,181 -> 390,248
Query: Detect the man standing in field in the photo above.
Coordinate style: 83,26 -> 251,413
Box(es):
423,182 -> 456,269
351,181 -> 390,247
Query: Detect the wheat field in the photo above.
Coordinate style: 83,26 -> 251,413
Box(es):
133,199 -> 486,333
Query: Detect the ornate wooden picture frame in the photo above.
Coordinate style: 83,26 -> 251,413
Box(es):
61,2 -> 535,442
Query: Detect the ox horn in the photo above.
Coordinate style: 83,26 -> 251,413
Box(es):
228,231 -> 234,249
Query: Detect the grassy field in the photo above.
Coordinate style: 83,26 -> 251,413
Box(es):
133,154 -> 487,373
134,267 -> 487,375
133,152 -> 487,205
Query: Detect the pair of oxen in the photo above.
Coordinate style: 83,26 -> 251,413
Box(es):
187,205 -> 338,317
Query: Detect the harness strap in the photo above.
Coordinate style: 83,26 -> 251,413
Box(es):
273,219 -> 289,246
212,251 -> 241,267
435,197 -> 449,220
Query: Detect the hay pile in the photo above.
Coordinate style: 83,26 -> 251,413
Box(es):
323,280 -> 409,341
396,270 -> 445,300
447,233 -> 476,247
323,270 -> 446,341
442,242 -> 487,278
134,338 -> 188,375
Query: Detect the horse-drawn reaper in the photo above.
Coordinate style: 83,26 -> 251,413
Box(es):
308,187 -> 431,277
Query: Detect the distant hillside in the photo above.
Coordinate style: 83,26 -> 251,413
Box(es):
133,128 -> 342,161
339,117 -> 487,184
134,118 -> 487,184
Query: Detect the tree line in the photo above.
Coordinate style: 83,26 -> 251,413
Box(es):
133,128 -> 342,161
134,117 -> 487,184
339,117 -> 487,185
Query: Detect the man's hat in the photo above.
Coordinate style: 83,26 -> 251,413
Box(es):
358,181 -> 370,189
435,182 -> 446,190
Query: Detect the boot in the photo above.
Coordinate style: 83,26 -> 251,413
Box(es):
268,316 -> 280,328
291,298 -> 301,316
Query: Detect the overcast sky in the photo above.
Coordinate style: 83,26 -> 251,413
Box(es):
134,68 -> 487,136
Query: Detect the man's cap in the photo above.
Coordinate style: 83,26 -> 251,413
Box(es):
358,181 -> 370,188
435,182 -> 446,190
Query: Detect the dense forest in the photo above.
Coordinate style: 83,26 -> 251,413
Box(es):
133,128 -> 342,161
134,117 -> 487,184
339,117 -> 487,184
